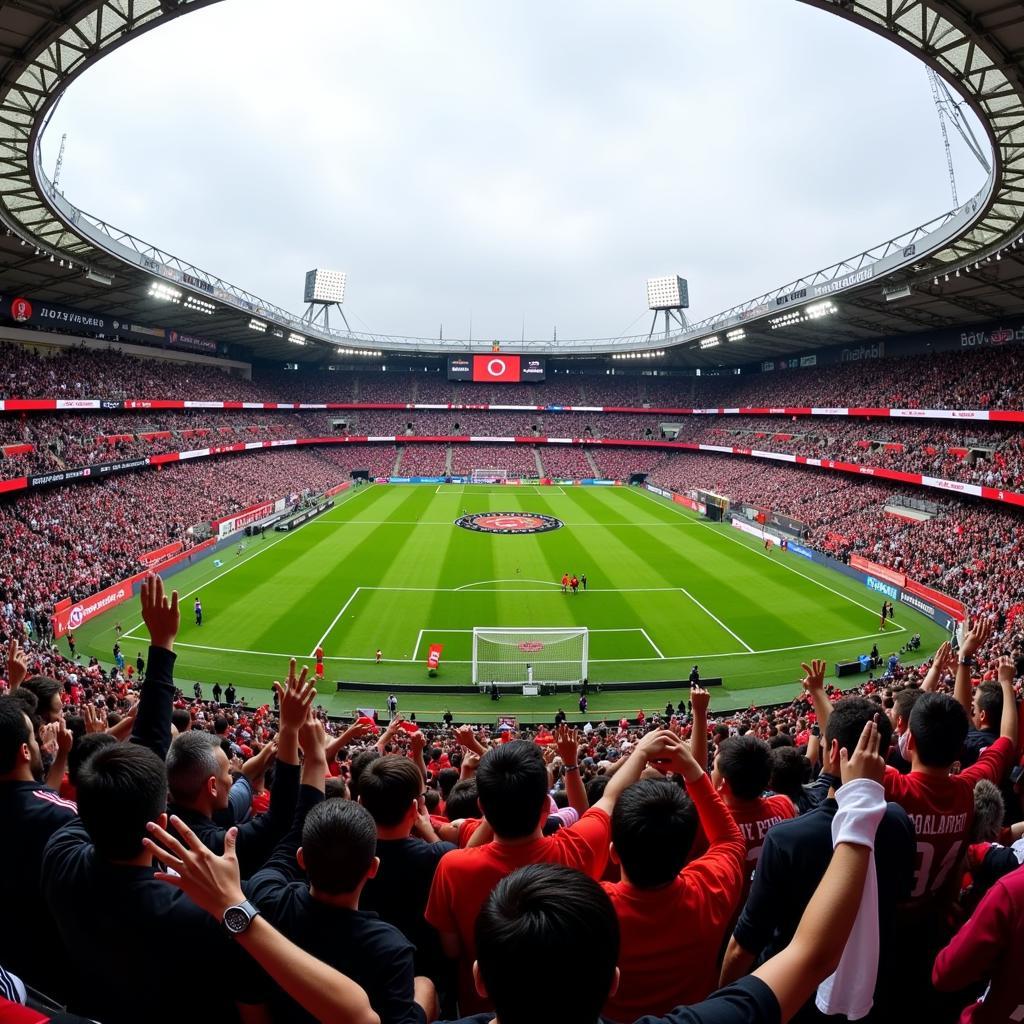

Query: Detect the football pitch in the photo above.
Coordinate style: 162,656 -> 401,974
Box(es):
76,484 -> 947,720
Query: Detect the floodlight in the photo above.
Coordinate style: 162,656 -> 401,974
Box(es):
304,269 -> 347,304
646,276 -> 689,310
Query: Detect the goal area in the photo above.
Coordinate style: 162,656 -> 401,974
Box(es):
470,468 -> 508,483
472,627 -> 589,689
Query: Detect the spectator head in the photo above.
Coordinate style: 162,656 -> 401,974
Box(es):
298,799 -> 378,897
475,863 -> 619,1024
712,734 -> 772,800
358,755 -> 422,830
170,708 -> 191,734
437,767 -> 460,801
825,697 -> 894,768
476,741 -> 548,839
67,731 -> 117,788
892,686 -> 923,734
585,774 -> 611,806
444,779 -> 479,820
324,777 -> 349,801
0,699 -> 42,781
348,749 -> 381,801
972,681 -> 1003,732
908,693 -> 969,769
77,744 -> 167,861
19,677 -> 62,724
424,788 -> 441,814
972,780 -> 1005,843
610,779 -> 697,888
712,724 -> 729,745
166,731 -> 232,813
769,746 -> 808,800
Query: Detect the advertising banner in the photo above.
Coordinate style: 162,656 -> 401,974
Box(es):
53,579 -> 133,638
214,501 -> 274,539
865,575 -> 902,601
139,541 -> 184,567
849,555 -> 907,588
904,578 -> 966,621
473,354 -> 521,382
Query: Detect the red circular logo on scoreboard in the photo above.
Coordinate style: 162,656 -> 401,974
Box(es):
455,512 -> 563,535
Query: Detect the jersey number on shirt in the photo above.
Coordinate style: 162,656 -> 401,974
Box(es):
910,840 -> 963,899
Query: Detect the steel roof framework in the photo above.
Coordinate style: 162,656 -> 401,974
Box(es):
0,0 -> 1022,360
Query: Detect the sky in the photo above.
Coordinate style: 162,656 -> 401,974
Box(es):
41,0 -> 990,343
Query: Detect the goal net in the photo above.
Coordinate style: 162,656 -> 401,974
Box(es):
472,627 -> 589,687
471,468 -> 508,483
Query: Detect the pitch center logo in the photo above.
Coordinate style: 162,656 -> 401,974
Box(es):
455,512 -> 563,535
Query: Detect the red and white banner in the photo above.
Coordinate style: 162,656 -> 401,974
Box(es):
426,643 -> 443,671
904,578 -> 966,621
53,580 -> 133,638
212,501 -> 274,539
849,555 -> 907,588
139,541 -> 184,567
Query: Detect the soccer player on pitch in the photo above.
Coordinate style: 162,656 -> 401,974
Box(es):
194,598 -> 203,627
561,572 -> 569,593
376,648 -> 383,664
314,645 -> 324,679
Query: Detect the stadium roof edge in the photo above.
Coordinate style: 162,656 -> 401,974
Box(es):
0,0 -> 1022,364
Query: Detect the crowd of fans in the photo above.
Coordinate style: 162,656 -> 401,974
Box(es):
2,576 -> 1023,1023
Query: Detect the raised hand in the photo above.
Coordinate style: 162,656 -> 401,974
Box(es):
553,724 -> 581,766
460,750 -> 480,778
800,659 -> 827,693
298,711 -> 327,760
273,659 -> 316,734
690,684 -> 710,715
39,721 -> 59,759
145,817 -> 245,919
140,574 -> 180,651
82,703 -> 107,734
997,654 -> 1017,685
839,719 -> 885,786
634,728 -> 682,765
5,637 -> 29,690
454,723 -> 486,755
407,727 -> 427,758
666,734 -> 704,782
960,614 -> 992,657
55,716 -> 73,756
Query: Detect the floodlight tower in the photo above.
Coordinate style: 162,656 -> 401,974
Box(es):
301,269 -> 350,331
646,276 -> 689,339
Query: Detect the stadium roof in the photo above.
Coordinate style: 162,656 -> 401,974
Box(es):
1,0 -> 1023,366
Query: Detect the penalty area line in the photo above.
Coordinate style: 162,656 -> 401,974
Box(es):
678,586 -> 755,653
309,588 -> 363,658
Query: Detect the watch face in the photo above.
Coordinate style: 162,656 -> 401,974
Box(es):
224,906 -> 251,934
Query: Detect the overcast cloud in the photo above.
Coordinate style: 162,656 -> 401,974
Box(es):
41,0 -> 989,342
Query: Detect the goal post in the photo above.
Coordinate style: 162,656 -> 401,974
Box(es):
471,468 -> 508,483
472,627 -> 589,688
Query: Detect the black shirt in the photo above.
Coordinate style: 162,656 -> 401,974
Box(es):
733,798 -> 914,1020
0,780 -> 77,993
362,836 -> 456,976
962,726 -> 999,769
247,836 -> 422,1024
438,975 -> 779,1024
41,821 -> 265,1024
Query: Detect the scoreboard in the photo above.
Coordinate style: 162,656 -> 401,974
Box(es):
447,354 -> 546,383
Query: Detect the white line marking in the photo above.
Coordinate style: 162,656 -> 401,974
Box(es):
358,585 -> 680,593
411,629 -> 425,661
454,578 -> 562,591
171,625 -> 902,665
633,487 -> 901,621
639,627 -> 666,659
309,588 -> 362,657
303,520 -> 705,527
678,586 -> 755,652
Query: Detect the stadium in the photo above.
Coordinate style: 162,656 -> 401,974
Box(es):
1,1 -> 1024,1023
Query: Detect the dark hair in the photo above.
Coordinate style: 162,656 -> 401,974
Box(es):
77,744 -> 167,860
68,731 -> 117,787
974,682 -> 1003,727
476,864 -> 618,1024
301,799 -> 377,895
716,734 -> 772,800
0,698 -> 32,774
424,789 -> 441,814
768,733 -> 795,749
437,767 -> 460,800
324,777 -> 349,801
348,749 -> 381,801
20,677 -> 61,718
166,731 -> 221,803
769,746 -> 809,799
585,774 -> 611,806
909,693 -> 969,768
358,755 -> 421,827
170,708 -> 191,734
893,686 -> 923,726
826,697 -> 894,758
476,741 -> 549,839
444,779 -> 479,820
213,717 -> 229,735
611,779 -> 696,888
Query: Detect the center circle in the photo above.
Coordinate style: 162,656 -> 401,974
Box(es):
455,512 -> 563,535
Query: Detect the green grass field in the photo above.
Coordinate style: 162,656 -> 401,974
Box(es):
76,484 -> 947,721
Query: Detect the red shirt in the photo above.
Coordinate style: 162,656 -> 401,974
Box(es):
603,774 -> 745,1020
884,737 -> 1014,904
933,861 -> 1024,1023
426,807 -> 611,1014
728,793 -> 797,898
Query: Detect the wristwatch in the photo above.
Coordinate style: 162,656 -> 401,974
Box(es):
958,655 -> 976,667
222,900 -> 261,935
